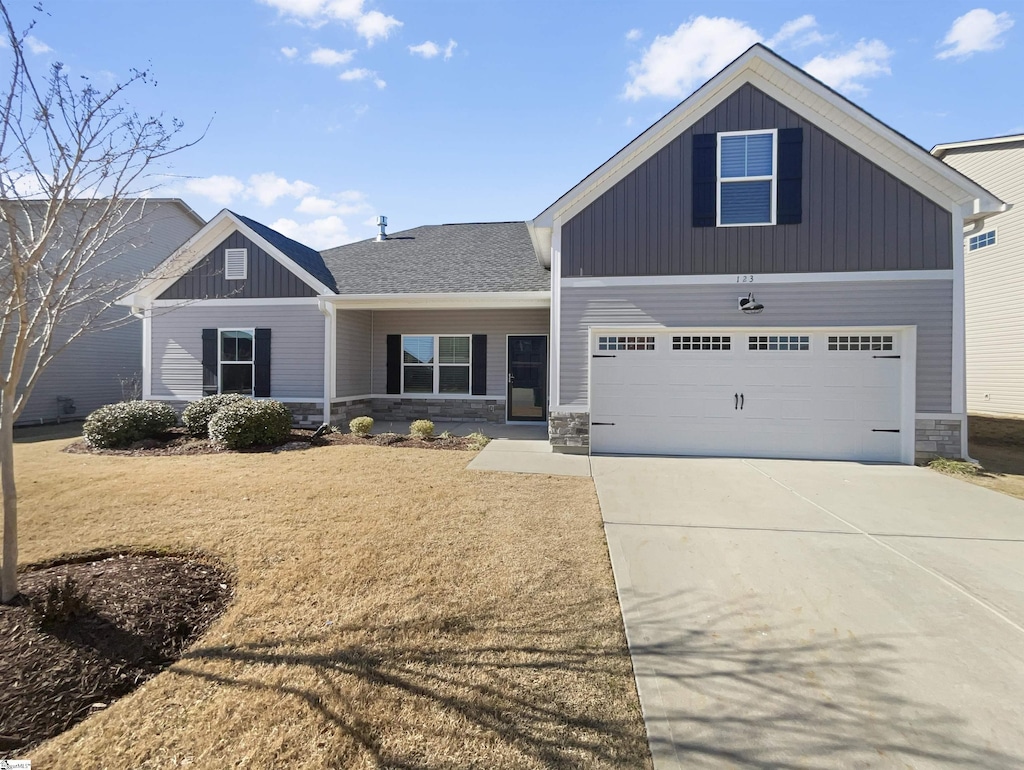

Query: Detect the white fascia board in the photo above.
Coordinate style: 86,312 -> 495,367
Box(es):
562,270 -> 954,288
532,46 -> 1005,230
931,134 -> 1024,156
151,297 -> 321,307
324,291 -> 551,310
525,220 -> 552,268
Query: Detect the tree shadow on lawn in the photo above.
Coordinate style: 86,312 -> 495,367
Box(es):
169,595 -> 1018,769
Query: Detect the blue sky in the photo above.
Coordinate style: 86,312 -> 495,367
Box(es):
11,1 -> 1022,247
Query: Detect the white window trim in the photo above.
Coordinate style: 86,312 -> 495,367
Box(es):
966,228 -> 996,252
716,128 -> 777,228
218,327 -> 255,395
400,334 -> 472,395
224,248 -> 248,280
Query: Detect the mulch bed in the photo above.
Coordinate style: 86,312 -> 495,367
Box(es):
0,553 -> 231,758
63,428 -> 485,456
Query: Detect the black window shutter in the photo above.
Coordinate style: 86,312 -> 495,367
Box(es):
777,127 -> 803,225
471,334 -> 487,396
692,133 -> 717,227
386,334 -> 401,394
201,328 -> 218,396
254,328 -> 272,397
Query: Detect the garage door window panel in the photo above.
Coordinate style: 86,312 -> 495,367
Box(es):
673,335 -> 732,351
828,335 -> 894,351
748,335 -> 809,351
597,335 -> 655,351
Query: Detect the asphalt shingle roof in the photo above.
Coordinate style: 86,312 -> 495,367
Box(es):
319,221 -> 550,294
232,211 -> 339,292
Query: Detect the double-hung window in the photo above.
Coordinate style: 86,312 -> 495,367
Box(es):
220,329 -> 255,394
718,129 -> 776,226
402,335 -> 471,394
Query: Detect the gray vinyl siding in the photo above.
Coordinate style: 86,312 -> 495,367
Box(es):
158,230 -> 317,299
13,201 -> 203,425
336,310 -> 372,397
562,83 -> 953,277
369,309 -> 550,397
150,304 -> 325,400
559,280 -> 953,412
939,141 -> 1024,416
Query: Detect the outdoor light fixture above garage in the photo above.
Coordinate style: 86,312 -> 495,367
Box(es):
739,293 -> 764,314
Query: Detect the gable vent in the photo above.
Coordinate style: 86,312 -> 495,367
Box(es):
225,248 -> 248,280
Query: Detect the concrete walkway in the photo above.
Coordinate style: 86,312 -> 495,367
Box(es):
466,436 -> 591,476
593,456 -> 1024,769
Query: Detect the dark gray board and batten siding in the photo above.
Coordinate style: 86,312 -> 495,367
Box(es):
561,84 -> 953,277
158,231 -> 317,299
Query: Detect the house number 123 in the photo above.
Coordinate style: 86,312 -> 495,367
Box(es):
736,275 -> 755,283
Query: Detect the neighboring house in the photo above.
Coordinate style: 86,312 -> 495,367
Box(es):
122,45 -> 1005,464
10,199 -> 204,426
932,135 -> 1022,418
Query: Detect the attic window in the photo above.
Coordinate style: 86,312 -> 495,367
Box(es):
968,230 -> 996,251
718,130 -> 776,226
224,248 -> 248,280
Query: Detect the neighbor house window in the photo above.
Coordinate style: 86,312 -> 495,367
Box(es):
402,335 -> 471,394
224,248 -> 248,280
220,329 -> 254,394
968,230 -> 996,251
718,130 -> 776,226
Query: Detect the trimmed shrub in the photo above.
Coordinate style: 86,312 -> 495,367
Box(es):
409,419 -> 435,439
208,399 -> 293,450
349,416 -> 374,437
182,393 -> 251,437
82,400 -> 178,448
466,432 -> 491,451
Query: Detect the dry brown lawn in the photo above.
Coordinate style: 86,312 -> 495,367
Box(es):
12,434 -> 651,769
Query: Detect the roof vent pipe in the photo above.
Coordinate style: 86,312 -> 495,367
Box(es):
375,215 -> 388,241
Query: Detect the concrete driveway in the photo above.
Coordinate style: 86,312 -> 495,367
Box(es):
593,456 -> 1024,769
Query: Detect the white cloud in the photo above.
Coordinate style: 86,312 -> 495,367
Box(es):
25,35 -> 52,54
309,46 -> 356,65
271,216 -> 352,249
409,40 -> 440,58
626,28 -> 642,42
355,9 -> 402,44
181,173 -> 317,207
339,68 -> 386,88
803,39 -> 892,95
409,39 -> 457,60
296,191 -> 369,216
183,175 -> 247,206
247,172 -> 317,206
937,8 -> 1014,60
624,16 -> 760,100
280,46 -> 299,58
767,15 -> 827,48
259,0 -> 402,44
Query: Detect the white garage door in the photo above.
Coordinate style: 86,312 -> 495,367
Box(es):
590,329 -> 908,462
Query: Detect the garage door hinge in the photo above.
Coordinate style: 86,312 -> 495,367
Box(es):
873,355 -> 901,359
872,429 -> 901,433
592,354 -> 617,358
591,422 -> 616,426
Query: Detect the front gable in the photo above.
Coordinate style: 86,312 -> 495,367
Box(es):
158,229 -> 318,299
561,83 -> 954,277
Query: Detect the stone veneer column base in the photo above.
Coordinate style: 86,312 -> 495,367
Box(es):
915,417 -> 963,463
282,402 -> 324,428
549,411 -> 589,453
330,398 -> 375,426
368,397 -> 505,424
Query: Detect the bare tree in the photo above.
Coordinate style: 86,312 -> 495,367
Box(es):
0,1 -> 198,601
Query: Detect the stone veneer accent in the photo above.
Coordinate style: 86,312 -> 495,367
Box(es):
915,418 -> 963,463
549,411 -> 589,450
330,397 -> 506,424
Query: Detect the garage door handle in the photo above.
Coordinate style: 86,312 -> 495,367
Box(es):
873,355 -> 901,359
734,393 -> 738,410
740,393 -> 744,410
592,354 -> 617,358
872,429 -> 900,433
591,422 -> 616,426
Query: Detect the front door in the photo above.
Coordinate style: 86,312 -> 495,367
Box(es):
507,335 -> 548,422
